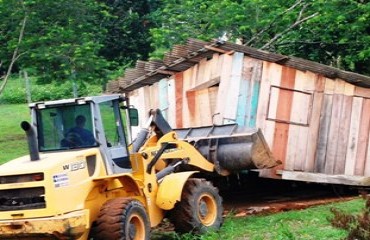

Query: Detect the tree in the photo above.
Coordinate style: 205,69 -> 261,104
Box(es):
0,0 -> 111,86
98,0 -> 162,66
278,0 -> 370,73
0,0 -> 163,90
150,0 -> 370,75
0,0 -> 27,94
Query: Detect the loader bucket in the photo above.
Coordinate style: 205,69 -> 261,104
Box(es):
175,124 -> 280,176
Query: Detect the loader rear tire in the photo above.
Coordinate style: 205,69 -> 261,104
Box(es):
170,178 -> 223,234
92,197 -> 150,240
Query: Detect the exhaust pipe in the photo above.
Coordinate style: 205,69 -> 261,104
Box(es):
21,121 -> 40,161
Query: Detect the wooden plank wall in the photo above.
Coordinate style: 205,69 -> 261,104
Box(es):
257,61 -> 370,178
129,51 -> 370,179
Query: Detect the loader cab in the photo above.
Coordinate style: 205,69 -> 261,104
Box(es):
30,95 -> 137,175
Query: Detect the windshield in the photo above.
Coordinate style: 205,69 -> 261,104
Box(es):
36,104 -> 97,151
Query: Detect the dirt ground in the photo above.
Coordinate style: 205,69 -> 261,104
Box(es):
220,172 -> 359,217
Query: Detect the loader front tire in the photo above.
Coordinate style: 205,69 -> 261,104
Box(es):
170,178 -> 223,234
92,198 -> 150,240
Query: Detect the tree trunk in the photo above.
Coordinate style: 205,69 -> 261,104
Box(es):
0,15 -> 27,95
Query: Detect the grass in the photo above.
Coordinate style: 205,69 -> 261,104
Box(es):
152,198 -> 364,240
0,104 -> 30,164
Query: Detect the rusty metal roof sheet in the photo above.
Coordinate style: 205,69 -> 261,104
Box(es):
107,38 -> 370,93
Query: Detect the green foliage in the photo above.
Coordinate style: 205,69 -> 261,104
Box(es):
0,76 -> 102,104
150,0 -> 370,76
98,0 -> 162,66
330,196 -> 370,240
0,0 -> 111,84
280,0 -> 370,73
0,0 -> 161,86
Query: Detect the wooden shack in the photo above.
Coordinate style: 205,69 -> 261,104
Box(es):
107,38 -> 370,186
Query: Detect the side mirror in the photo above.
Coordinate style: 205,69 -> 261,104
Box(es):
128,108 -> 139,126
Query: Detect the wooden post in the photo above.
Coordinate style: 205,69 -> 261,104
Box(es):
71,70 -> 78,98
24,71 -> 31,103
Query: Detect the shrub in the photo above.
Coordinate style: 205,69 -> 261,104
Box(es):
329,195 -> 370,240
0,77 -> 103,104
0,86 -> 27,104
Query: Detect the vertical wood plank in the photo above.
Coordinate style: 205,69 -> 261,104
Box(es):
286,71 -> 305,171
285,123 -> 300,171
210,53 -> 220,81
325,80 -> 345,174
324,94 -> 343,174
255,62 -> 282,179
247,60 -> 263,128
187,63 -> 199,126
182,68 -> 193,128
286,70 -> 315,171
354,99 -> 370,176
195,58 -> 206,86
294,72 -> 316,171
364,129 -> 370,176
224,52 -> 244,123
187,90 -> 198,126
208,86 -> 219,119
159,78 -> 169,119
167,78 -> 176,127
197,88 -> 212,126
175,73 -> 184,128
149,82 -> 159,109
190,64 -> 198,89
236,57 -> 252,125
214,54 -> 233,124
203,57 -> 212,84
272,66 -> 296,171
267,87 -> 279,120
143,86 -> 151,114
304,75 -> 325,172
189,62 -> 201,127
333,95 -> 353,174
314,94 -> 333,173
138,87 -> 149,124
256,62 -> 282,148
314,78 -> 335,173
345,97 -> 363,175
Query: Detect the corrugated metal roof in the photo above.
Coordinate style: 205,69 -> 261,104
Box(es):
106,38 -> 370,93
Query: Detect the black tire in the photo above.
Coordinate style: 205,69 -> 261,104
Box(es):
92,198 -> 150,240
170,178 -> 223,234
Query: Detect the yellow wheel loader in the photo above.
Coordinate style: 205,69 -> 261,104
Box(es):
0,94 -> 278,239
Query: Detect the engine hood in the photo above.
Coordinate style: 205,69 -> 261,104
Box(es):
0,148 -> 100,176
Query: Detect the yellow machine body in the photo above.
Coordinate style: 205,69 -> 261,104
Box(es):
0,135 -> 211,239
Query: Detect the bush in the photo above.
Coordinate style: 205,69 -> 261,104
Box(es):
0,86 -> 26,104
0,77 -> 103,104
329,195 -> 370,240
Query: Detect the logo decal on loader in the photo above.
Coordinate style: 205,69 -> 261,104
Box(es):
63,161 -> 86,172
